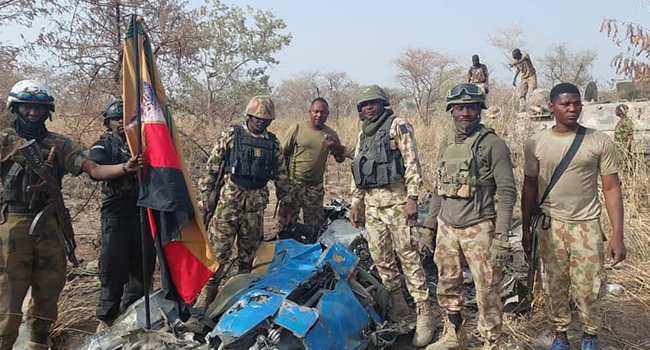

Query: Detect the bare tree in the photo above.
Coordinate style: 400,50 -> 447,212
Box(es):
487,25 -> 528,69
601,18 -> 650,82
540,44 -> 597,87
394,47 -> 460,121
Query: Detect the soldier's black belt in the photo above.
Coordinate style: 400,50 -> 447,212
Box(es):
7,204 -> 37,214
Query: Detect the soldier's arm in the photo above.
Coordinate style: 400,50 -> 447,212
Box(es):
467,68 -> 472,83
198,130 -> 232,203
350,135 -> 364,209
521,138 -> 540,251
423,191 -> 441,230
483,65 -> 490,85
395,119 -> 423,199
272,138 -> 293,203
56,136 -> 138,180
486,137 -> 517,235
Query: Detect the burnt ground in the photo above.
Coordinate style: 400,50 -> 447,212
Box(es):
47,170 -> 650,350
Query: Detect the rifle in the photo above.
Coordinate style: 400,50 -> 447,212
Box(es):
18,139 -> 79,267
203,158 -> 226,229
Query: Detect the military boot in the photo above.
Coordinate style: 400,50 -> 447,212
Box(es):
412,300 -> 436,347
425,317 -> 467,350
194,276 -> 219,311
388,289 -> 411,322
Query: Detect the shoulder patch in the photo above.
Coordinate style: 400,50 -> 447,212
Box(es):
399,124 -> 409,135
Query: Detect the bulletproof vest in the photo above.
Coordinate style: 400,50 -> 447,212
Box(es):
227,125 -> 277,190
2,138 -> 64,211
99,133 -> 138,205
351,115 -> 405,189
436,128 -> 495,199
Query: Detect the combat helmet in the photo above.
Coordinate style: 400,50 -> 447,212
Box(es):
357,85 -> 390,111
102,99 -> 123,125
6,80 -> 55,112
445,83 -> 487,112
245,96 -> 276,120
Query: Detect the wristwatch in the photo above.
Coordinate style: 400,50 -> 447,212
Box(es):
408,195 -> 418,201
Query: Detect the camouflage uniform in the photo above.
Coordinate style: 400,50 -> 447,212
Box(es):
538,218 -> 606,335
351,115 -> 429,303
199,124 -> 292,273
0,129 -> 87,350
434,219 -> 503,340
512,53 -> 537,112
468,64 -> 489,94
614,118 -> 634,150
283,181 -> 324,237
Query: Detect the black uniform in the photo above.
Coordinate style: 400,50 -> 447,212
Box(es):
89,132 -> 155,322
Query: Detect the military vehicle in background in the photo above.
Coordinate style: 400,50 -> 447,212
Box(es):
522,80 -> 650,154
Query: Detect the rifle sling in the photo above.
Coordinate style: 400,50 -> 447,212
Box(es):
536,125 -> 586,211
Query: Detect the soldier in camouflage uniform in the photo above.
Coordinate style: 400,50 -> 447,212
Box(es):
197,96 -> 294,307
522,83 -> 626,350
614,104 -> 634,153
510,48 -> 538,112
467,55 -> 489,95
349,85 -> 435,347
280,97 -> 349,239
0,80 -> 142,350
421,83 -> 516,350
89,99 -> 156,325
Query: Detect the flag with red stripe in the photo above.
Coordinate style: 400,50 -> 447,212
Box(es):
122,16 -> 219,305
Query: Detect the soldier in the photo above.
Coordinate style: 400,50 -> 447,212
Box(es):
279,97 -> 349,239
349,85 -> 435,347
197,96 -> 294,306
0,80 -> 142,350
89,99 -> 156,326
467,54 -> 490,95
420,83 -> 516,350
614,103 -> 634,153
522,83 -> 626,350
510,48 -> 537,112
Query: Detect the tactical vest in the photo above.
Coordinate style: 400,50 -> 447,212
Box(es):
98,133 -> 138,205
227,125 -> 277,190
351,115 -> 405,189
1,135 -> 64,211
436,128 -> 495,199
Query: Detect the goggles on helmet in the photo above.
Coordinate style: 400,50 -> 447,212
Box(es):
10,91 -> 54,103
446,83 -> 482,100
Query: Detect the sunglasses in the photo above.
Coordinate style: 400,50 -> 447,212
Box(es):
447,84 -> 482,99
11,91 -> 53,102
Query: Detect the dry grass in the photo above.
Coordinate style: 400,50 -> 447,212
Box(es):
45,86 -> 650,349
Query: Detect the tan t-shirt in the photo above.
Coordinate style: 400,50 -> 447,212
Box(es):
524,127 -> 619,222
513,53 -> 536,79
281,123 -> 340,185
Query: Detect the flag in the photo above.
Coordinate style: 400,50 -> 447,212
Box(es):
122,16 -> 219,305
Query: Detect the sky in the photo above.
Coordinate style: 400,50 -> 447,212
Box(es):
189,0 -> 650,88
4,0 -> 650,89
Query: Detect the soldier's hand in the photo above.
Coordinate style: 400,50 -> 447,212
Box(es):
606,236 -> 627,267
404,198 -> 418,224
418,227 -> 435,255
484,87 -> 489,94
278,205 -> 295,226
350,206 -> 361,228
124,154 -> 146,173
490,235 -> 512,267
201,201 -> 211,219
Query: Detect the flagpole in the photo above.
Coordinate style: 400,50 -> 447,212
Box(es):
132,14 -> 152,330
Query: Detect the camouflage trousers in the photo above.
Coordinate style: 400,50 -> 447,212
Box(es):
434,219 -> 503,341
518,75 -> 538,112
0,213 -> 66,350
538,217 -> 606,335
209,199 -> 264,274
365,203 -> 429,303
279,181 -> 324,237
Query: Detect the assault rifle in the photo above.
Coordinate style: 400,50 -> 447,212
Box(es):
203,158 -> 226,230
525,208 -> 547,316
18,139 -> 79,267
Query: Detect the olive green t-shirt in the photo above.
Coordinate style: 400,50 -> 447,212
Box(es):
281,123 -> 340,185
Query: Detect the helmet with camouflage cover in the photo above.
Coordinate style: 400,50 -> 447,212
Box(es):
445,83 -> 487,111
102,98 -> 123,125
245,96 -> 276,120
357,85 -> 390,111
6,79 -> 55,112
